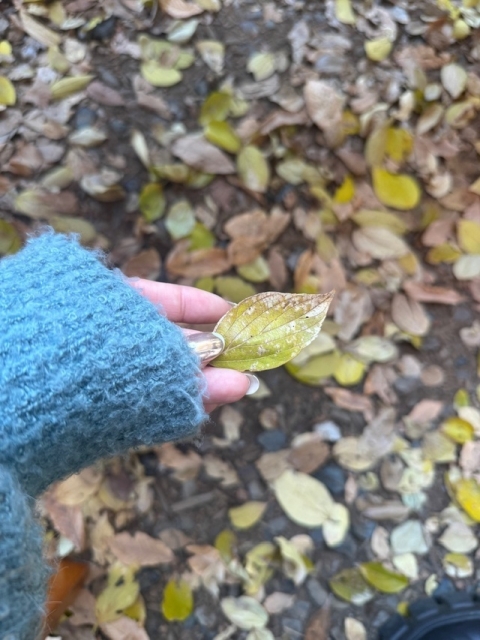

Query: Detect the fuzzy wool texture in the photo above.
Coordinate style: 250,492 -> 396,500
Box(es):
0,230 -> 207,640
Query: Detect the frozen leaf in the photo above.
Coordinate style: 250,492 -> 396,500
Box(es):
453,255 -> 480,280
365,38 -> 392,62
160,0 -> 203,18
215,276 -> 256,303
439,522 -> 478,554
211,291 -> 333,372
352,227 -> 409,259
457,219 -> 480,254
205,120 -> 241,153
109,532 -> 174,567
273,469 -> 334,527
335,0 -> 355,25
221,597 -> 269,630
391,294 -> 431,336
441,417 -> 474,444
372,168 -> 421,210
51,75 -> 94,100
172,133 -> 235,174
441,63 -> 467,99
165,200 -> 196,239
96,564 -> 140,624
0,76 -> 16,107
323,503 -> 350,547
161,578 -> 193,622
359,562 -> 409,594
140,61 -> 182,87
247,52 -> 276,81
197,40 -> 225,74
237,146 -> 270,193
139,183 -> 166,222
455,478 -> 480,522
329,568 -> 374,605
345,618 -> 367,640
229,502 -> 266,530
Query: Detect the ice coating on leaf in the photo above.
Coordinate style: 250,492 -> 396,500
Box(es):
211,291 -> 334,372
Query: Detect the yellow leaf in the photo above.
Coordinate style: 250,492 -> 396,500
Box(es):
455,478 -> 480,522
335,0 -> 355,24
372,167 -> 421,210
237,146 -> 270,193
0,41 -> 13,56
211,291 -> 333,372
352,209 -> 408,235
458,219 -> 480,254
161,578 -> 193,622
334,175 -> 355,203
199,91 -> 232,126
0,76 -> 16,106
273,469 -> 334,528
139,184 -> 165,222
329,568 -> 374,605
140,61 -> 182,87
441,417 -> 474,444
443,553 -> 473,578
214,276 -> 256,304
364,37 -> 392,62
323,503 -> 350,547
214,529 -> 237,562
237,256 -> 270,283
0,220 -> 21,256
247,52 -> 276,81
285,351 -> 340,386
229,501 -> 266,530
205,120 -> 241,153
189,222 -> 215,250
385,128 -> 413,164
359,562 -> 409,594
275,536 -> 311,584
96,564 -> 140,624
334,353 -> 366,386
50,75 -> 94,100
426,243 -> 462,265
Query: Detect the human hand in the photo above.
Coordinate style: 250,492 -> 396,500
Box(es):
128,278 -> 259,413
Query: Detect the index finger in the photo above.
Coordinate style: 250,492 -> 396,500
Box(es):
128,278 -> 233,324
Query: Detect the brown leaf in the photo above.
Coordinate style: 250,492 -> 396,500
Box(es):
324,388 -> 374,421
305,600 -> 331,640
391,294 -> 431,336
100,616 -> 149,640
268,247 -> 288,290
87,81 -> 125,107
122,248 -> 161,280
304,80 -> 345,146
403,281 -> 464,305
109,531 -> 174,566
288,439 -> 330,474
258,108 -> 309,136
158,443 -> 202,481
159,0 -> 203,18
166,241 -> 230,277
42,493 -> 85,551
171,134 -> 235,174
45,560 -> 88,636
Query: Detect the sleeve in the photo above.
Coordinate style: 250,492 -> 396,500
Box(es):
0,228 -> 207,499
0,464 -> 50,640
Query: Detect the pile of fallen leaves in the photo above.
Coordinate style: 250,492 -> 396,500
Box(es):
2,0 -> 480,637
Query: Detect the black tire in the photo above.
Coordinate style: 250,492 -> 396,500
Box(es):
378,592 -> 480,640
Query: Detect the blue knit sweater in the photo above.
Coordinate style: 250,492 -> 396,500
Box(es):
0,230 -> 207,640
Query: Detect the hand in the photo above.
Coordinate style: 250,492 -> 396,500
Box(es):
128,278 -> 258,413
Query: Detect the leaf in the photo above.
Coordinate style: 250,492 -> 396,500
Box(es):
247,629 -> 275,640
211,291 -> 333,372
457,219 -> 480,254
221,597 -> 269,630
333,354 -> 366,386
345,618 -> 367,640
96,564 -> 140,624
455,478 -> 480,522
50,75 -> 94,100
304,80 -> 345,138
160,0 -> 203,18
365,38 -> 392,62
237,146 -> 270,193
441,63 -> 467,99
275,536 -> 311,585
140,61 -> 182,87
273,469 -> 334,528
237,256 -> 270,283
20,9 -> 61,47
196,40 -> 225,73
109,532 -> 174,567
335,0 -> 355,24
161,578 -> 194,622
359,562 -> 409,594
443,553 -> 473,578
139,183 -> 166,222
165,200 -> 196,239
352,227 -> 409,259
391,294 -> 431,336
204,120 -> 241,153
329,568 -> 374,605
172,133 -> 235,174
0,76 -> 16,107
438,522 -> 478,554
0,220 -> 21,255
247,52 -> 276,81
305,602 -> 331,640
441,417 -> 474,444
323,503 -> 350,547
372,167 -> 421,210
199,91 -> 232,126
100,617 -> 149,640
229,502 -> 267,530
46,559 -> 88,632
453,255 -> 480,280
215,276 -> 256,303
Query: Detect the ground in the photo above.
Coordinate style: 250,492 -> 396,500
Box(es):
1,0 -> 480,638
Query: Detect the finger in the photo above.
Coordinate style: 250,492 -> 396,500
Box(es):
202,367 -> 257,405
204,403 -> 219,413
186,332 -> 225,366
128,279 -> 233,324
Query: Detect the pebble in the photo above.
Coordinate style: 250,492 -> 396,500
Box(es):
0,18 -> 8,36
122,176 -> 142,193
74,106 -> 97,129
282,617 -> 303,635
20,38 -> 43,61
333,533 -> 358,559
313,420 -> 341,442
195,606 -> 217,628
194,79 -> 209,97
240,21 -> 260,36
351,515 -> 376,541
257,429 -> 287,452
98,67 -> 120,88
453,305 -> 473,323
309,528 -> 324,545
267,515 -> 288,536
88,16 -> 117,41
247,479 -> 264,501
109,119 -> 128,135
393,376 -> 419,394
288,600 -> 311,621
433,577 -> 455,598
306,578 -> 328,607
421,335 -> 441,352
313,463 -> 346,496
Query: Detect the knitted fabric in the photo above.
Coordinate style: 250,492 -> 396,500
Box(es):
0,229 -> 207,640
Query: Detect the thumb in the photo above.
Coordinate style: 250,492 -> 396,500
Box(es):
185,332 -> 225,367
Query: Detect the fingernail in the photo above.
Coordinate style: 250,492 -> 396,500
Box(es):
187,332 -> 225,365
226,300 -> 236,307
245,374 -> 260,396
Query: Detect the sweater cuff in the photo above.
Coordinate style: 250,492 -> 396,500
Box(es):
0,230 -> 207,497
